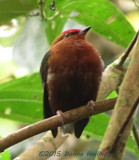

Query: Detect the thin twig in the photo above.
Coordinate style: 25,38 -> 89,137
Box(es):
38,0 -> 57,20
38,0 -> 46,19
45,11 -> 60,21
110,97 -> 139,153
117,31 -> 139,68
0,74 -> 15,84
133,123 -> 139,150
116,89 -> 139,151
0,98 -> 116,153
29,10 -> 60,21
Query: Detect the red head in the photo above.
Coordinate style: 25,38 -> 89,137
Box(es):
51,26 -> 92,47
61,29 -> 80,35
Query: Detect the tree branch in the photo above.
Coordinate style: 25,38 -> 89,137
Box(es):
110,96 -> 139,153
14,131 -> 68,160
132,0 -> 139,9
38,0 -> 46,19
96,35 -> 139,160
97,31 -> 138,101
97,62 -> 124,101
117,30 -> 139,68
0,98 -> 116,153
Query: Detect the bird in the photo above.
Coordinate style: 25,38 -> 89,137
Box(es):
40,26 -> 102,138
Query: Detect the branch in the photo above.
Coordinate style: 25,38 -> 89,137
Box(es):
97,31 -> 138,101
38,0 -> 46,20
117,31 -> 139,68
96,35 -> 139,160
132,0 -> 139,9
110,96 -> 139,153
96,62 -> 124,101
0,98 -> 116,153
38,0 -> 59,21
14,131 -> 68,160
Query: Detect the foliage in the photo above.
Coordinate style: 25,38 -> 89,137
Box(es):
0,0 -> 138,159
45,0 -> 135,47
0,73 -> 43,123
0,137 -> 10,160
0,149 -> 10,160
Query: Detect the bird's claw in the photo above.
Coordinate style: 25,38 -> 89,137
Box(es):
56,110 -> 66,126
87,100 -> 95,111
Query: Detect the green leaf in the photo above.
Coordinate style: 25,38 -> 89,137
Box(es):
0,73 -> 43,124
83,113 -> 139,157
0,0 -> 38,47
126,135 -> 139,157
0,61 -> 17,80
0,0 -> 37,25
45,0 -> 135,47
66,0 -> 135,48
83,113 -> 109,140
106,90 -> 117,99
0,136 -> 11,160
0,149 -> 10,160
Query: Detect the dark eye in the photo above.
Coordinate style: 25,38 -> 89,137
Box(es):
65,33 -> 69,37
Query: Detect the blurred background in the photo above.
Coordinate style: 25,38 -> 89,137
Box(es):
0,0 -> 139,159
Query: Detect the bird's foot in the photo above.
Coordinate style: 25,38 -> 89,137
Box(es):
56,110 -> 72,137
56,110 -> 66,126
87,100 -> 95,111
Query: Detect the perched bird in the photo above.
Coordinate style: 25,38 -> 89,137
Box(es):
40,26 -> 102,138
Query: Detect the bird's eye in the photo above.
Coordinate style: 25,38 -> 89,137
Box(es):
65,33 -> 69,37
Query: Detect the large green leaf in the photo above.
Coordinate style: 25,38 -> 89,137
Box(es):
45,0 -> 135,47
0,0 -> 37,25
83,113 -> 139,157
0,0 -> 38,47
0,0 -> 135,48
0,73 -> 43,123
67,0 -> 135,48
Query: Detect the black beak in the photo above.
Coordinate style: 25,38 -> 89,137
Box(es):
80,26 -> 92,34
